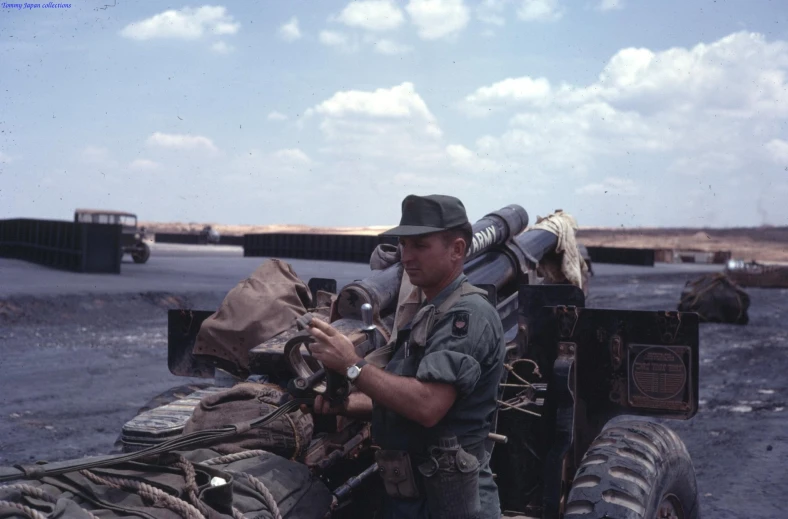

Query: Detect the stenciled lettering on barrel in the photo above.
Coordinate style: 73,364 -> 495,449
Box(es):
466,225 -> 498,258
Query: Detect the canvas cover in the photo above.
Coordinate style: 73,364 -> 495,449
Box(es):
182,383 -> 313,459
193,259 -> 314,374
678,273 -> 750,325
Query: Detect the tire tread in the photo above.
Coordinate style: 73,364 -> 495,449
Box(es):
565,420 -> 699,518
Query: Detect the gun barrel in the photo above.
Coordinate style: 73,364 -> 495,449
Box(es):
465,229 -> 559,294
335,206 -> 561,321
465,204 -> 529,262
336,205 -> 528,320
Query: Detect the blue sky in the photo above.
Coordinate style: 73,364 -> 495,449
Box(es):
1,0 -> 787,228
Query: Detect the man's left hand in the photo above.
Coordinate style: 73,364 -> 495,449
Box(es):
307,318 -> 362,373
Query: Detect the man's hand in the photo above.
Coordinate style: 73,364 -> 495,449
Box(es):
312,394 -> 347,415
300,392 -> 374,419
307,318 -> 362,374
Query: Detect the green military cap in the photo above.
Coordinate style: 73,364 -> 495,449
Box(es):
382,194 -> 470,236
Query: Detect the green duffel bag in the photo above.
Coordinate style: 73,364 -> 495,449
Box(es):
678,273 -> 750,325
0,447 -> 332,519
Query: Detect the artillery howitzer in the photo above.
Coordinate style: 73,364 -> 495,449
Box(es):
1,204 -> 700,519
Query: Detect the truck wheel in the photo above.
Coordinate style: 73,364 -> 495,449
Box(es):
565,420 -> 699,519
132,242 -> 151,264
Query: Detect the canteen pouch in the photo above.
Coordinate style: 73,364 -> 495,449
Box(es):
418,437 -> 481,519
375,450 -> 420,499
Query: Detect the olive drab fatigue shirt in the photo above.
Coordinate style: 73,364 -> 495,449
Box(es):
371,273 -> 506,519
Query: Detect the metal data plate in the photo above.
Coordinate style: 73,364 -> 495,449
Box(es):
543,307 -> 699,420
628,344 -> 692,411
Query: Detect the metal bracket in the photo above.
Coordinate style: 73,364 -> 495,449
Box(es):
556,306 -> 579,338
657,311 -> 682,343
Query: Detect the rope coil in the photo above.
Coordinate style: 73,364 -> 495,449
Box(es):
79,469 -> 206,519
0,500 -> 48,519
200,451 -> 282,519
0,483 -> 102,519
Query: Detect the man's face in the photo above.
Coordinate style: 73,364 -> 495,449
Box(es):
399,232 -> 463,288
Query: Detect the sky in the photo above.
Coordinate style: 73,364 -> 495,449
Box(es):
1,0 -> 787,229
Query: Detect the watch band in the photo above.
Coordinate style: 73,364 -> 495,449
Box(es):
347,359 -> 369,383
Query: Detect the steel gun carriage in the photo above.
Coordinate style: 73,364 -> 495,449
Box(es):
2,204 -> 699,519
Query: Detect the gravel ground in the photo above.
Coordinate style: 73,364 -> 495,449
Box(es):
0,251 -> 785,518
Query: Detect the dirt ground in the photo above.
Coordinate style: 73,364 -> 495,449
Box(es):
577,226 -> 788,263
141,221 -> 788,263
0,257 -> 786,518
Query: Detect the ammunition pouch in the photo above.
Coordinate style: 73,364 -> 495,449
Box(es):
375,450 -> 420,500
418,439 -> 481,519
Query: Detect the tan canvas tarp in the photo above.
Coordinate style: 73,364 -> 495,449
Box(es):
193,259 -> 314,373
182,382 -> 314,458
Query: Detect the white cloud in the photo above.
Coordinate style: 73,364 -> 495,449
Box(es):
301,83 -> 469,205
267,111 -> 288,121
120,6 -> 240,40
576,177 -> 639,196
210,41 -> 234,53
446,144 -> 502,172
765,139 -> 788,164
80,146 -> 112,164
477,0 -> 509,25
312,82 -> 439,131
597,0 -> 624,11
452,31 -> 788,225
517,0 -> 564,22
463,76 -> 551,115
335,0 -> 405,31
129,159 -> 161,171
319,30 -> 359,51
272,148 -> 313,165
406,0 -> 470,40
146,132 -> 219,153
278,16 -> 302,42
0,151 -> 14,163
372,39 -> 413,55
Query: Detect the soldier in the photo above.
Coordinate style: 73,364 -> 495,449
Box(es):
307,194 -> 506,519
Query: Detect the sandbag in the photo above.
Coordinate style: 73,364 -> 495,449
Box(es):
0,448 -> 332,519
182,383 -> 313,459
193,259 -> 313,374
678,273 -> 750,325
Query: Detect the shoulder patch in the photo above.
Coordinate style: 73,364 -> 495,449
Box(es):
452,311 -> 470,338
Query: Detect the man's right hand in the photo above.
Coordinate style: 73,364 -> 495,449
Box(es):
312,394 -> 348,415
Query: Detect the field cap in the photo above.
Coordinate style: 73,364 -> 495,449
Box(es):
381,194 -> 470,237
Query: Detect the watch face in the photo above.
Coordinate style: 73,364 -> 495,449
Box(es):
347,365 -> 360,379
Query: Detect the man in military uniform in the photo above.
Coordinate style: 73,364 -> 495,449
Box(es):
307,194 -> 506,519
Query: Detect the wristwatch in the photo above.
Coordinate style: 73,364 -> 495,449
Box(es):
346,359 -> 368,383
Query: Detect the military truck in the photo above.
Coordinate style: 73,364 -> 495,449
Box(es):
1,205 -> 699,519
74,209 -> 151,264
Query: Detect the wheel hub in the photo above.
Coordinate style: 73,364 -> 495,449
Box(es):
657,494 -> 682,519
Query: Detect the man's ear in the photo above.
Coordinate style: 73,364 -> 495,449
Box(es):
452,237 -> 466,260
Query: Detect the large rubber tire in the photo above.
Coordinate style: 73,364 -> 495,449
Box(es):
132,242 -> 150,264
565,420 -> 699,519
